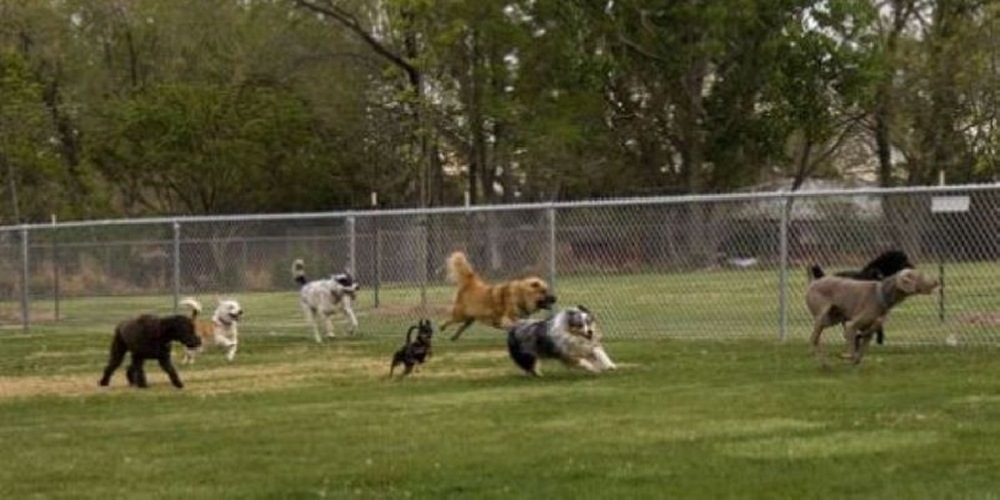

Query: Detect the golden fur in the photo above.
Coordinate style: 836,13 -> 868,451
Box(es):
441,251 -> 556,341
192,319 -> 216,342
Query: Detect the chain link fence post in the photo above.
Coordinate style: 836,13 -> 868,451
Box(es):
778,193 -> 791,341
548,206 -> 557,291
172,220 -> 181,311
52,221 -> 61,322
419,213 -> 428,313
347,215 -> 356,275
20,226 -> 29,333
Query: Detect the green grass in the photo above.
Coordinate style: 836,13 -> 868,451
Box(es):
4,331 -> 1000,498
10,262 -> 1000,343
2,265 -> 1000,498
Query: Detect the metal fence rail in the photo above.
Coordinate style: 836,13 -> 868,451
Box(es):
2,185 -> 998,345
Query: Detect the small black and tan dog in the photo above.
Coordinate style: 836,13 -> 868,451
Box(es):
99,313 -> 202,389
389,319 -> 434,377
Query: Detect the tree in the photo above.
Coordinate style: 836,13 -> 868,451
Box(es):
0,48 -> 62,224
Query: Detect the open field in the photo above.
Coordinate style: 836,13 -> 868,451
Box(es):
4,332 -> 1000,498
2,266 -> 1000,498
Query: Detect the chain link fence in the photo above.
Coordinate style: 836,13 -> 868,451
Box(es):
1,185 -> 998,344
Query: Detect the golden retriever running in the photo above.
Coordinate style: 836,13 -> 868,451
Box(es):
441,251 -> 556,341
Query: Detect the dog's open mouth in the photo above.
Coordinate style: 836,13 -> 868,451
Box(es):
537,294 -> 557,310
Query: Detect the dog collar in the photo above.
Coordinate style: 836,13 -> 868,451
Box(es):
875,281 -> 891,309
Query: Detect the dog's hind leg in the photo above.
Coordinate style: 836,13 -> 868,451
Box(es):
302,306 -> 324,343
157,356 -> 185,388
99,336 -> 127,386
448,319 -> 475,341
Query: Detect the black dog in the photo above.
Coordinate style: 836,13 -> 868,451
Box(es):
809,249 -> 915,345
99,314 -> 202,389
389,319 -> 434,377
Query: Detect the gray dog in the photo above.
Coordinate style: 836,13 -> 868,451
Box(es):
507,305 -> 616,376
99,314 -> 202,389
806,269 -> 938,365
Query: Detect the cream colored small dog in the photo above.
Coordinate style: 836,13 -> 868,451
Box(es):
180,297 -> 243,363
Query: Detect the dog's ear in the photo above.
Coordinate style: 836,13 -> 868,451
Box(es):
577,305 -> 590,314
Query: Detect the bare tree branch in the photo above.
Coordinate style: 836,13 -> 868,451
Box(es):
293,0 -> 420,84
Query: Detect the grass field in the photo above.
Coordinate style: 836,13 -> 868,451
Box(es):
2,267 -> 1000,498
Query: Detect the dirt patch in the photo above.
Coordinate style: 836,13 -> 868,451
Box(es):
0,349 -> 517,400
962,313 -> 1000,326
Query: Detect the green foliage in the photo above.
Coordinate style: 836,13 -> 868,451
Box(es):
90,82 -> 353,214
0,0 -> 998,219
0,49 -> 65,223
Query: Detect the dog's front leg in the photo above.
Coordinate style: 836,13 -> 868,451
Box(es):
157,356 -> 185,388
219,334 -> 238,362
593,347 -> 617,371
225,342 -> 238,362
810,319 -> 828,366
128,357 -> 149,388
854,327 -> 877,365
575,358 -> 601,373
322,313 -> 337,340
343,298 -> 359,335
182,347 -> 197,365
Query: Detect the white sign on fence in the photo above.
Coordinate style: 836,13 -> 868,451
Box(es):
931,195 -> 970,213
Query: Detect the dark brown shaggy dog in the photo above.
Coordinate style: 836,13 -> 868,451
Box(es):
806,269 -> 938,366
98,314 -> 202,389
440,251 -> 556,341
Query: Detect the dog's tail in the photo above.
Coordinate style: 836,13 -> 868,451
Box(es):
292,259 -> 307,287
405,325 -> 419,345
809,265 -> 825,280
446,251 -> 477,285
180,297 -> 203,319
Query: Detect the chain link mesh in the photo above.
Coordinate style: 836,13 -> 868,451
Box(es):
2,186 -> 997,344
